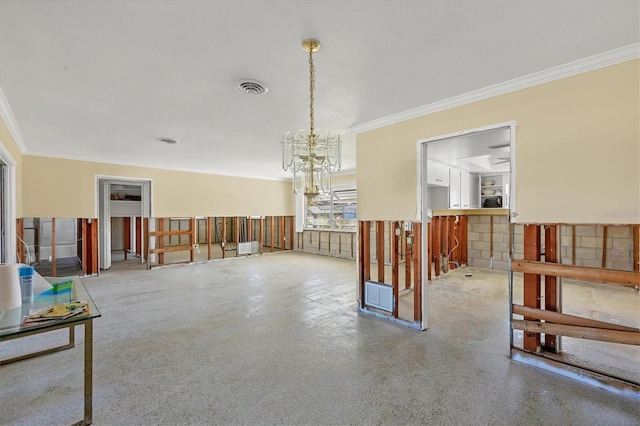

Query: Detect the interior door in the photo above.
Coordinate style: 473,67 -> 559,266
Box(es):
98,181 -> 111,270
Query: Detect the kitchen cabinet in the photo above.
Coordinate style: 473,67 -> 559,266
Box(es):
461,171 -> 480,208
426,159 -> 450,187
449,169 -> 461,208
480,173 -> 508,208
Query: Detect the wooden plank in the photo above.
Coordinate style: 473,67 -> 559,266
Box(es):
513,304 -> 639,332
143,218 -> 149,261
359,221 -> 371,309
135,217 -> 142,256
270,216 -> 274,253
351,233 -> 354,259
392,221 -> 399,318
80,219 -> 87,274
221,217 -> 226,259
602,225 -> 608,269
235,217 -> 240,257
544,225 -> 558,352
427,221 -> 432,281
90,219 -> 99,275
489,216 -> 494,261
405,224 -> 412,288
634,226 -> 640,273
512,260 -> 640,287
441,217 -> 449,273
207,217 -> 212,260
150,245 -> 194,254
413,222 -> 422,323
157,218 -> 165,265
339,234 -> 342,254
460,215 -> 468,266
523,224 -> 541,351
377,221 -> 385,283
318,231 -> 322,251
190,218 -> 196,263
123,217 -> 131,260
512,320 -> 640,346
16,218 -> 24,263
259,217 -> 264,254
433,217 -> 441,277
149,229 -> 192,237
51,218 -> 56,277
448,216 -> 456,269
280,216 -> 285,251
289,216 -> 294,250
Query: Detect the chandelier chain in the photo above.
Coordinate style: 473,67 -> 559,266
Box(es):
309,47 -> 315,143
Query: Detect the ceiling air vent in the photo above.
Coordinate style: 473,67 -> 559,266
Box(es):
235,79 -> 268,95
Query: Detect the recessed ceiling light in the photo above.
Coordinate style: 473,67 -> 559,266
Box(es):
235,79 -> 268,95
159,138 -> 179,145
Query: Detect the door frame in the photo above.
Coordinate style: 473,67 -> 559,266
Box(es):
416,120 -> 517,330
0,142 -> 17,264
96,176 -> 152,270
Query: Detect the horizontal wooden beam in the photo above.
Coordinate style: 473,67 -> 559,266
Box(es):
512,304 -> 639,332
511,259 -> 640,287
150,230 -> 192,237
150,245 -> 193,254
512,320 -> 640,346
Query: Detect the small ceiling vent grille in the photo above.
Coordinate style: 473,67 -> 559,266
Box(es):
235,79 -> 268,95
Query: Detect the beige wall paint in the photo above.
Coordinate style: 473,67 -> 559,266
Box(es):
0,117 -> 22,217
357,60 -> 640,224
332,173 -> 357,186
21,156 -> 294,218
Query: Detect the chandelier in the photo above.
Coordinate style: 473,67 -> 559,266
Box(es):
282,38 -> 341,202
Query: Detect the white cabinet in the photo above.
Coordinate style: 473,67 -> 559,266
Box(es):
480,173 -> 509,208
426,159 -> 450,187
449,169 -> 461,208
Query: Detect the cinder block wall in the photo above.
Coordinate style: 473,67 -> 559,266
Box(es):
467,217 -> 636,272
294,230 -> 356,260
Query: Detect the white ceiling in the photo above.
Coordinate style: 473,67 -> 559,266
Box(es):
1,1 -> 638,181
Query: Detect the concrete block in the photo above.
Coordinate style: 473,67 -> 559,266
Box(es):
578,259 -> 602,268
575,247 -> 597,260
473,224 -> 491,233
492,260 -> 509,271
493,224 -> 509,235
467,232 -> 481,242
494,242 -> 509,253
513,233 -> 523,244
471,258 -> 490,268
467,216 -> 481,225
609,249 -> 631,262
607,226 -> 632,238
613,238 -> 633,250
612,261 -> 634,271
467,249 -> 481,259
471,241 -> 491,251
575,226 -> 597,237
479,216 -> 491,224
579,236 -> 600,248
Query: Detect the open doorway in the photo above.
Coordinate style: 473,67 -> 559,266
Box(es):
419,121 -> 516,329
97,177 -> 151,271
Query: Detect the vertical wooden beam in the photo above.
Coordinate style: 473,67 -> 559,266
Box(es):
523,224 -> 541,352
544,225 -> 558,352
207,217 -> 212,260
448,217 -> 456,269
123,217 -> 131,260
51,218 -> 57,277
16,218 -> 24,263
350,233 -> 354,258
377,221 -> 385,283
413,222 -> 422,323
405,224 -> 412,289
359,221 -> 371,309
601,225 -> 608,269
157,218 -> 165,265
441,217 -> 449,273
221,217 -> 226,259
280,216 -> 285,251
235,216 -> 240,257
571,225 -> 576,265
427,221 -> 432,281
289,216 -> 294,250
259,217 -> 264,254
633,226 -> 640,272
318,231 -> 322,251
135,217 -> 142,256
339,234 -> 342,254
391,221 -> 399,318
190,218 -> 196,263
460,215 -> 468,266
433,217 -> 441,277
143,218 -> 149,261
270,216 -> 275,253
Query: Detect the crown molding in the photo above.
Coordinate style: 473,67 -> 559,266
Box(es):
0,86 -> 27,153
350,43 -> 640,134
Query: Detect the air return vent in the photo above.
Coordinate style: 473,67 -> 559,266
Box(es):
235,79 -> 268,95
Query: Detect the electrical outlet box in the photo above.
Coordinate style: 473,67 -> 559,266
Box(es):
404,222 -> 413,231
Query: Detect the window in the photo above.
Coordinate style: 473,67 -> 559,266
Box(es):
305,187 -> 357,231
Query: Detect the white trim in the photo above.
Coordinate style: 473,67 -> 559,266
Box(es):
351,44 -> 640,134
0,86 -> 27,154
0,141 -> 17,263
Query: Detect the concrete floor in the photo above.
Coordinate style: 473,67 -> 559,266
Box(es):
2,252 -> 639,425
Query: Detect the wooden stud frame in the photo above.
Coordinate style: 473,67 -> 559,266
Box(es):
523,224 -> 541,351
